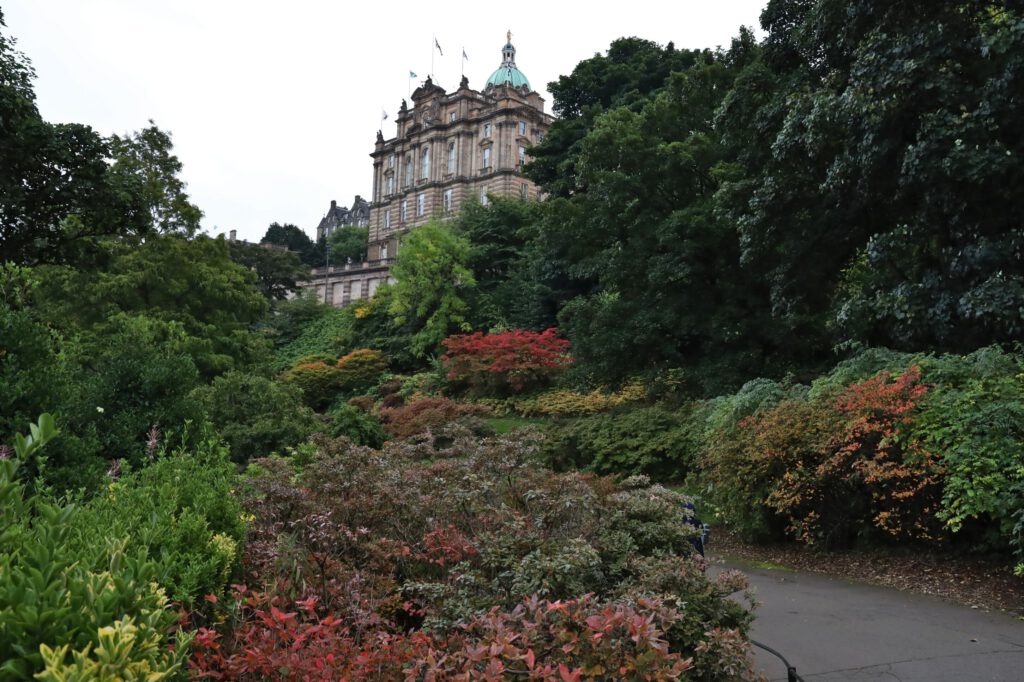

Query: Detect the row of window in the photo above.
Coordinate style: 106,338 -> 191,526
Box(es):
384,142 -> 529,197
383,183 -> 531,229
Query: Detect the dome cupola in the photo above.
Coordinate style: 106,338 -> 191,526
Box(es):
485,30 -> 531,91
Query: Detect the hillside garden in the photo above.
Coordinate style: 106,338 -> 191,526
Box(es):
3,1 -> 1024,679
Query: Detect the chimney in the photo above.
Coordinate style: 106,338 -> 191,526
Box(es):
229,229 -> 237,242
330,199 -> 337,209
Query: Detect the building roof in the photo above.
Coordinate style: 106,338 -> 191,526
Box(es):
485,34 -> 531,91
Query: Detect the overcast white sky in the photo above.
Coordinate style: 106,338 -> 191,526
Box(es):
4,1 -> 767,243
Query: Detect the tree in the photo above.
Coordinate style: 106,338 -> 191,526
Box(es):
327,225 -> 369,263
227,240 -> 310,300
718,0 -> 1024,354
453,197 -> 558,329
1,15 -> 204,266
39,234 -> 269,378
387,221 -> 475,358
261,222 -> 321,266
108,123 -> 203,236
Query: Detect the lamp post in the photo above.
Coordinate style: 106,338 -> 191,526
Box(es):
323,239 -> 331,305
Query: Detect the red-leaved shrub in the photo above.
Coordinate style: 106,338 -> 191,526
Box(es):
442,328 -> 573,395
379,397 -> 488,438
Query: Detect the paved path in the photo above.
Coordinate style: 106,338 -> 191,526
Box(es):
710,559 -> 1024,681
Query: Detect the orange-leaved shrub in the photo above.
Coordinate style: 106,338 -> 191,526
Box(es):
281,360 -> 342,409
335,348 -> 388,391
703,367 -> 944,548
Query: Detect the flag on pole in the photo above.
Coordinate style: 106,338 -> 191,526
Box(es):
409,70 -> 418,78
381,108 -> 388,121
435,38 -> 443,56
462,48 -> 468,61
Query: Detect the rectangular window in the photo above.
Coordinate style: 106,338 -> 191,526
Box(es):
483,123 -> 491,138
482,147 -> 491,168
447,142 -> 456,174
518,146 -> 526,166
421,146 -> 430,179
386,176 -> 394,195
388,154 -> 395,168
443,188 -> 453,212
521,183 -> 528,200
400,199 -> 408,222
417,192 -> 426,216
405,157 -> 413,187
519,120 -> 527,135
384,209 -> 391,229
480,189 -> 489,206
449,111 -> 457,122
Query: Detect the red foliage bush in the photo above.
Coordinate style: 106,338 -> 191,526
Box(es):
378,397 -> 488,438
190,588 -> 702,681
194,432 -> 755,678
442,328 -> 573,394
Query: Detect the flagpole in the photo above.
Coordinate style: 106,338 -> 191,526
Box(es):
431,34 -> 435,81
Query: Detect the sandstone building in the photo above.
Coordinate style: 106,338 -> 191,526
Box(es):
305,34 -> 554,307
315,196 -> 370,242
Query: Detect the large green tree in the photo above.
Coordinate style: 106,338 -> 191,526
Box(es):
718,0 -> 1024,353
39,235 -> 269,377
261,222 -> 322,266
327,225 -> 369,264
387,221 -> 475,358
227,240 -> 310,300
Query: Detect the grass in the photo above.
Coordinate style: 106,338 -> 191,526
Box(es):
487,416 -> 547,434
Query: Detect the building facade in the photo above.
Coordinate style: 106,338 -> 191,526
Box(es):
315,196 -> 370,242
303,34 -> 553,307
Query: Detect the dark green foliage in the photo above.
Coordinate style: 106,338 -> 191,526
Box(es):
261,222 -> 321,267
107,123 -> 203,237
327,225 -> 369,263
324,403 -> 386,447
227,240 -> 310,300
46,314 -> 204,486
541,405 -> 701,480
453,197 -> 560,329
190,371 -> 319,461
273,305 -> 354,370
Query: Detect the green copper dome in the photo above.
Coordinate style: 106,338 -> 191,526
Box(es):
485,36 -> 531,91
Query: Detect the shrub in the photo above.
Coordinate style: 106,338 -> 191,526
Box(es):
703,367 -> 944,548
0,416 -> 189,680
190,370 -> 319,461
67,438 -> 246,605
379,397 -> 490,439
481,381 -> 647,418
442,328 -> 573,395
541,405 -> 702,480
335,348 -> 388,391
193,430 -> 754,678
281,360 -> 342,410
325,403 -> 386,448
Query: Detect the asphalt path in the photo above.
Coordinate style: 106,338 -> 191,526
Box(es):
710,559 -> 1024,681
